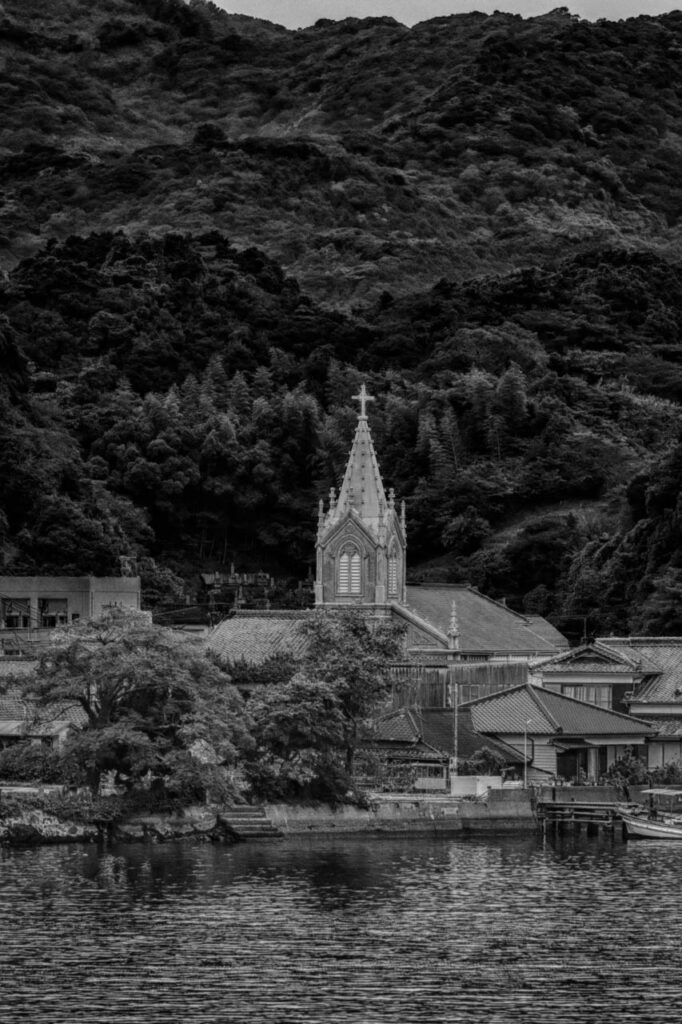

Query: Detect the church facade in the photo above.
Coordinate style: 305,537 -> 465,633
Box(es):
315,385 -> 407,611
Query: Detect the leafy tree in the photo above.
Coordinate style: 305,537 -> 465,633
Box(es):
226,654 -> 298,693
458,746 -> 508,777
299,610 -> 404,775
27,609 -> 252,801
603,749 -> 650,786
246,610 -> 404,800
246,673 -> 347,802
0,741 -> 65,783
631,570 -> 682,636
441,505 -> 491,555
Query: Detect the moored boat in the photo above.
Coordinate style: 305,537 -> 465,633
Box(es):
620,811 -> 682,839
621,788 -> 682,839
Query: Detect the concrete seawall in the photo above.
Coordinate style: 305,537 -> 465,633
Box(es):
266,789 -> 535,836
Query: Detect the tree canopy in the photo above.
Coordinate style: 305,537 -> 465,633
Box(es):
28,609 -> 252,802
245,610 -> 404,801
2,2 -> 682,637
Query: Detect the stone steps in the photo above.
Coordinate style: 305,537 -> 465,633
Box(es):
219,805 -> 283,840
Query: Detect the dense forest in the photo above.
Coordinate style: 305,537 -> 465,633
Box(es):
2,0 -> 682,639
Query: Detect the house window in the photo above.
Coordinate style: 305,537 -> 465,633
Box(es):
563,685 -> 611,709
338,549 -> 362,595
39,598 -> 68,628
2,598 -> 31,629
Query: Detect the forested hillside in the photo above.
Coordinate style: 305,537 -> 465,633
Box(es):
2,0 -> 682,639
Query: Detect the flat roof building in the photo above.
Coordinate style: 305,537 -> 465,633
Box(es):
0,576 -> 141,634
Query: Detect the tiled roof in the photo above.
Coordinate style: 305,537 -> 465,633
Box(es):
421,707 -> 527,763
598,638 -> 682,703
535,642 -> 641,674
525,616 -> 572,649
543,658 -> 634,674
369,739 -> 446,763
374,706 -> 523,763
403,585 -> 568,654
0,687 -> 86,734
0,693 -> 31,719
373,708 -> 421,743
367,709 -> 446,762
646,719 -> 682,738
207,610 -> 311,665
465,683 -> 654,737
0,658 -> 38,679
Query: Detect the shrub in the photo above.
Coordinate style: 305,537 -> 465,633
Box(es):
0,741 -> 67,783
458,746 -> 508,776
603,749 -> 649,785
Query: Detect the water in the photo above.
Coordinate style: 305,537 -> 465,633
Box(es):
1,831 -> 681,1023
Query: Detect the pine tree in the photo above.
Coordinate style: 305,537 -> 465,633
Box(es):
495,361 -> 528,442
463,368 -> 495,454
202,353 -> 231,410
228,370 -> 252,419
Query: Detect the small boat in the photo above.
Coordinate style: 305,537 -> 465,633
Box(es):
621,810 -> 682,839
621,788 -> 682,839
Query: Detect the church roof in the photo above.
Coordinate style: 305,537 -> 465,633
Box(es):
525,616 -> 572,649
207,610 -> 311,665
403,585 -> 568,654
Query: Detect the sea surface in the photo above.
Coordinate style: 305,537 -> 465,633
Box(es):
2,830 -> 681,1023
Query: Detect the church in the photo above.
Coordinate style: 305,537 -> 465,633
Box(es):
209,384 -> 568,686
208,386 -> 662,786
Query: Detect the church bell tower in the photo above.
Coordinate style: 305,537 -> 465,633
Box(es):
315,385 -> 406,609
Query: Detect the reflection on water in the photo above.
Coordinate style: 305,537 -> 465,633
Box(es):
2,831 -> 681,1023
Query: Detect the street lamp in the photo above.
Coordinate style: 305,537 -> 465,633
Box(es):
523,719 -> 533,789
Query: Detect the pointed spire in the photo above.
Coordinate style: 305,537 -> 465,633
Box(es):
448,599 -> 460,650
332,385 -> 387,537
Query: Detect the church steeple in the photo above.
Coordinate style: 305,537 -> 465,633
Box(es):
327,385 -> 388,538
315,386 -> 406,609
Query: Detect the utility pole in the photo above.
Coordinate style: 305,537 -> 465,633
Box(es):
448,599 -> 461,781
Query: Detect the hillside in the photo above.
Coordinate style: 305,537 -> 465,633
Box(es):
1,0 -> 682,638
4,2 -> 682,303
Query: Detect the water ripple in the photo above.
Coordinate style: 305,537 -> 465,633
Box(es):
2,833 -> 682,1023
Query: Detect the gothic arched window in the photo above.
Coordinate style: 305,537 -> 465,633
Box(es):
338,548 -> 362,595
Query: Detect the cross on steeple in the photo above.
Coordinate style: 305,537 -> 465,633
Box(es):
352,384 -> 375,419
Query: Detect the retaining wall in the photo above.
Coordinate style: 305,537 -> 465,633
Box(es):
266,789 -> 535,836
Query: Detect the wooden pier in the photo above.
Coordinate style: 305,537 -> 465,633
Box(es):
535,798 -> 633,836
